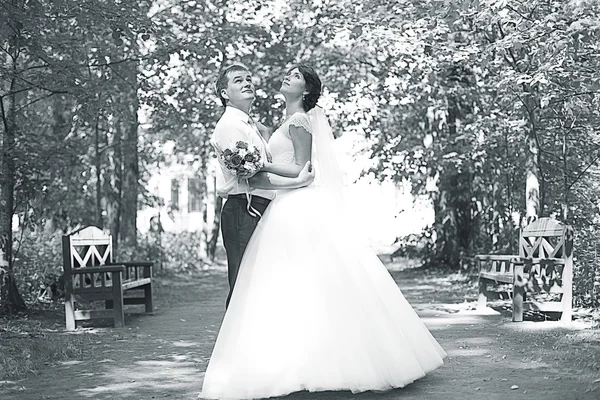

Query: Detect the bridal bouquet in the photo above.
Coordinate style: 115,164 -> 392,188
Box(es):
221,141 -> 263,179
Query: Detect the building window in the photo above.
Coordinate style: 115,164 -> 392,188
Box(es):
188,177 -> 203,212
171,179 -> 180,210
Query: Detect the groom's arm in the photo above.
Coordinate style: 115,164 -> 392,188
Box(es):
214,122 -> 264,180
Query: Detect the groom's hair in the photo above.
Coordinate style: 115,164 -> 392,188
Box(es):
215,63 -> 251,107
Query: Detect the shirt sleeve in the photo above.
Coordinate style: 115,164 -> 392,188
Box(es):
213,121 -> 251,154
212,120 -> 264,196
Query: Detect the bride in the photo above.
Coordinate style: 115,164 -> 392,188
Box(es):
201,65 -> 446,400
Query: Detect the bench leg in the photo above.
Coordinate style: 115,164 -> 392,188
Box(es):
561,258 -> 573,323
513,264 -> 525,322
477,278 -> 488,310
112,274 -> 125,328
144,283 -> 153,313
65,294 -> 76,331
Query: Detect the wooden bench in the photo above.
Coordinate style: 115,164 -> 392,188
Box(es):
62,226 -> 154,330
475,218 -> 574,322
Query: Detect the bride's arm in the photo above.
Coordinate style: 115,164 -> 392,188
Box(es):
249,161 -> 314,189
260,125 -> 312,178
255,121 -> 273,142
260,163 -> 301,178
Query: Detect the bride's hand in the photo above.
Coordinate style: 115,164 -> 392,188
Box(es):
298,161 -> 315,185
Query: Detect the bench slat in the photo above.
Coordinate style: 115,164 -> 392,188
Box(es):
522,301 -> 564,313
73,291 -> 114,301
475,255 -> 516,261
71,265 -> 125,274
123,297 -> 149,305
480,272 -> 513,283
117,261 -> 153,267
511,257 -> 565,265
74,309 -> 114,320
73,286 -> 113,294
122,278 -> 152,291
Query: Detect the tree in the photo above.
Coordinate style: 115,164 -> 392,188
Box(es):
0,0 -> 159,308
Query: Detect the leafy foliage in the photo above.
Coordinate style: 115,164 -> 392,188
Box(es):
2,0 -> 600,309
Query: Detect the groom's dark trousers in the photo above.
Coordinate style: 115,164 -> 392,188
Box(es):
220,194 -> 271,309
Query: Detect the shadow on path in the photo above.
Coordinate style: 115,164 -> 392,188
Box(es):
1,268 -> 599,400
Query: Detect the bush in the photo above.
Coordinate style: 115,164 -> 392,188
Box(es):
573,225 -> 600,308
10,228 -> 217,308
13,229 -> 65,306
136,231 -> 213,274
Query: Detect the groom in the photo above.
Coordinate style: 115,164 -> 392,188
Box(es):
212,63 -> 314,308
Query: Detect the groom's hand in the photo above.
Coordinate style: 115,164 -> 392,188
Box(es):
298,161 -> 315,186
260,161 -> 273,173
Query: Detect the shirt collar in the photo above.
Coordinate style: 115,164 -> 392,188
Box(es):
224,105 -> 251,123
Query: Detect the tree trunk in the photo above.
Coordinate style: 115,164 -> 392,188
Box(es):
103,125 -> 122,252
429,93 -> 471,270
525,106 -> 540,224
120,61 -> 139,249
562,123 -> 569,222
0,37 -> 26,310
95,116 -> 103,228
504,127 -> 516,254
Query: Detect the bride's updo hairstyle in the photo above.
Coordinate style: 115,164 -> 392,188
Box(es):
294,64 -> 321,112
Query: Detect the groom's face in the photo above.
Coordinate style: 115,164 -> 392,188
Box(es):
221,70 -> 255,107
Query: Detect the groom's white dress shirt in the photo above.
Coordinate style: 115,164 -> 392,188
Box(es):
211,106 -> 275,200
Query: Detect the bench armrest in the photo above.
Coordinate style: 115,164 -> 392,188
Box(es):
71,265 -> 125,274
511,257 -> 565,265
108,261 -> 153,268
474,254 -> 517,264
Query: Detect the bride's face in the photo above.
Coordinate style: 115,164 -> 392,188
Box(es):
280,68 -> 306,97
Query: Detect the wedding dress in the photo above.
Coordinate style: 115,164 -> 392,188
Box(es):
200,109 -> 446,400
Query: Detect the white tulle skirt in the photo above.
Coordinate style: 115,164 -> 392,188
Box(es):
201,186 -> 446,400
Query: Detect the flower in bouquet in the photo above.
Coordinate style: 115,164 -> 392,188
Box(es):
221,141 -> 263,178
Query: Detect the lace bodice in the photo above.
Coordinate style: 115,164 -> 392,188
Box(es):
268,113 -> 312,165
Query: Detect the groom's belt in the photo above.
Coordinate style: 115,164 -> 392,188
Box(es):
228,194 -> 271,205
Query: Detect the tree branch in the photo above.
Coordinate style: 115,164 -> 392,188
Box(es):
0,45 -> 12,58
0,87 -> 32,99
568,153 -> 600,191
549,91 -> 600,105
18,63 -> 52,73
506,5 -> 535,22
10,74 -> 69,95
496,21 -> 522,73
15,92 -> 59,113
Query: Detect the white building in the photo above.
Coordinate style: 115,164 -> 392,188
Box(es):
138,144 -> 219,235
138,137 -> 434,252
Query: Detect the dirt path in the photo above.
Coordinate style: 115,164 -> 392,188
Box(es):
1,266 -> 599,400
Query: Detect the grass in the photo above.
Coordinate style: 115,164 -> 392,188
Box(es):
0,311 -> 91,380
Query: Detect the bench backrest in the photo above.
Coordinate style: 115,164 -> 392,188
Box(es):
62,226 -> 114,291
519,218 -> 572,259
